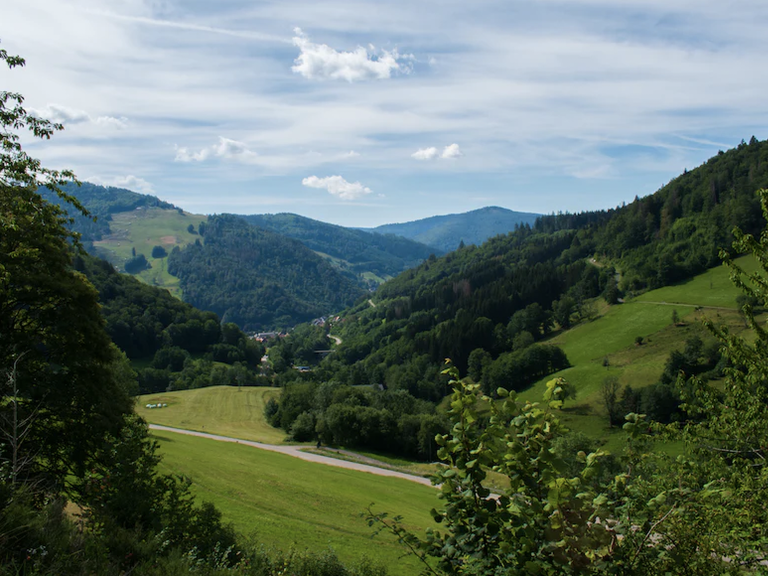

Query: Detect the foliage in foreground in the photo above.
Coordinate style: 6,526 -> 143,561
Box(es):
368,192 -> 768,575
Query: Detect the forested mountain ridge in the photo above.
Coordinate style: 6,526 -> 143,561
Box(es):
167,214 -> 366,330
365,205 -> 541,252
240,212 -> 439,287
311,137 -> 768,406
532,136 -> 768,290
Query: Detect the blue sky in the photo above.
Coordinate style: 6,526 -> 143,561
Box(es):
3,0 -> 767,227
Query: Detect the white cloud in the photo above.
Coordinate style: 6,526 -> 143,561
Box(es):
30,104 -> 127,129
94,115 -> 129,129
412,144 -> 462,160
292,28 -> 411,82
411,147 -> 439,160
90,174 -> 154,194
302,175 -> 372,200
441,143 -> 462,159
342,150 -> 360,158
175,137 -> 258,163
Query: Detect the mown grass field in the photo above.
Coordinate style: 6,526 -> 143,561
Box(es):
153,430 -> 438,575
138,386 -> 286,444
93,207 -> 206,297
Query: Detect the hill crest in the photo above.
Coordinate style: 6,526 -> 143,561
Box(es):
365,205 -> 541,252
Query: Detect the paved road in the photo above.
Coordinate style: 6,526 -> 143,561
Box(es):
148,424 -> 433,487
329,334 -> 342,345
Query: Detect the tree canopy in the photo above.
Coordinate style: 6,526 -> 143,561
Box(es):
168,214 -> 366,330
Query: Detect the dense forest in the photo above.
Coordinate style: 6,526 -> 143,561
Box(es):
75,253 -> 266,393
168,214 -> 366,330
533,137 -> 768,289
240,212 -> 438,287
366,205 -> 541,252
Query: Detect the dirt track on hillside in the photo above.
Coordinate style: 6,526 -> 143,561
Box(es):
148,424 -> 433,487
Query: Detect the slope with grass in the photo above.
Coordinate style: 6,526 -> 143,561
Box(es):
152,430 -> 437,575
91,207 -> 206,297
42,181 -> 203,297
517,256 -> 753,450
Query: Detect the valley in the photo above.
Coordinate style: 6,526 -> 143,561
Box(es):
6,13 -> 768,573
135,254 -> 756,574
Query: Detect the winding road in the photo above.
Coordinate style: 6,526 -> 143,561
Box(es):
148,424 -> 433,487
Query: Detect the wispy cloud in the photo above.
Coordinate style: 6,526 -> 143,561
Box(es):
30,104 -> 128,129
292,28 -> 412,82
89,174 -> 154,194
412,144 -> 462,160
85,9 -> 290,44
175,137 -> 258,164
302,175 -> 372,200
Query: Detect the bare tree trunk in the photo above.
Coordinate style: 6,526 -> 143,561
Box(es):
2,352 -> 36,488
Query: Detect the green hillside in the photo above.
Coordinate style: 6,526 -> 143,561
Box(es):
516,258 -> 751,449
168,214 -> 366,330
91,207 -> 206,297
367,205 -> 540,253
153,430 -> 437,575
42,181 -> 205,297
241,213 -> 438,288
261,140 -> 768,460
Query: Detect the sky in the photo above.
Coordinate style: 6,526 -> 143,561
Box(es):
3,0 -> 768,227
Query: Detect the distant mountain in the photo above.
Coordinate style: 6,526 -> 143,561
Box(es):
365,206 -> 541,253
167,214 -> 366,331
240,213 -> 439,288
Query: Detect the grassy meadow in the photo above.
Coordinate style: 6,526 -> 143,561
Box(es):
138,386 -> 286,444
153,430 -> 438,575
92,207 -> 206,297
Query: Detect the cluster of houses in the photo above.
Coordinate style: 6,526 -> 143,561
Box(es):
251,331 -> 288,342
